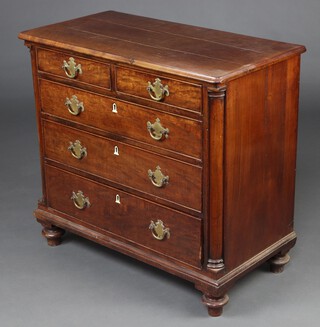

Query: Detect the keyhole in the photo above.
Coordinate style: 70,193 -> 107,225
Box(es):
112,103 -> 118,113
115,194 -> 121,204
114,146 -> 119,156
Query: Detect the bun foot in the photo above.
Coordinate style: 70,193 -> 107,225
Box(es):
269,252 -> 290,273
202,293 -> 229,317
41,224 -> 65,246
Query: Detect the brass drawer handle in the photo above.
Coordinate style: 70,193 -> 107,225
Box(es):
147,118 -> 169,141
62,57 -> 82,79
147,78 -> 169,101
65,95 -> 84,116
148,165 -> 169,188
71,190 -> 90,210
68,140 -> 87,160
149,220 -> 170,240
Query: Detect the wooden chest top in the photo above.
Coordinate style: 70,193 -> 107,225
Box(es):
18,11 -> 305,83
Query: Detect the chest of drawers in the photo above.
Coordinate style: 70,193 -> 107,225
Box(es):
19,11 -> 305,317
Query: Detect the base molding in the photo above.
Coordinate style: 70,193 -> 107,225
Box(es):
35,208 -> 297,288
35,207 -> 297,317
216,232 -> 297,288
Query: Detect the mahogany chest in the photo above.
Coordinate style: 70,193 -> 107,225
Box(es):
19,11 -> 306,316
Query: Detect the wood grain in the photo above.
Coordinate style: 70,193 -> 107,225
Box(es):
223,57 -> 301,270
43,120 -> 202,211
37,48 -> 111,89
19,11 -> 305,83
207,86 -> 226,273
116,66 -> 202,112
19,11 -> 305,317
45,164 -> 202,268
39,79 -> 202,159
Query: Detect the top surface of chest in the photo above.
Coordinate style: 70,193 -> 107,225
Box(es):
18,11 -> 305,83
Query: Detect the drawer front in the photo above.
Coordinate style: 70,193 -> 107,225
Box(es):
37,48 -> 111,89
40,79 -> 202,159
116,66 -> 202,112
45,165 -> 202,268
43,121 -> 202,211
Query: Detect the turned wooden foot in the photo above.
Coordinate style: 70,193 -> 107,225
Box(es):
202,293 -> 229,317
269,252 -> 291,273
41,224 -> 65,246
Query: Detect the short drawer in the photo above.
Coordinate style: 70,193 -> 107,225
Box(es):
43,120 -> 202,211
40,79 -> 202,159
116,66 -> 202,112
37,48 -> 111,89
45,165 -> 202,268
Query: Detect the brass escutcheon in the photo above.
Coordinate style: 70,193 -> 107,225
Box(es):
62,57 -> 82,79
68,140 -> 87,160
147,118 -> 169,141
112,103 -> 118,113
114,146 -> 119,156
149,220 -> 170,240
147,78 -> 169,101
115,194 -> 121,204
65,95 -> 84,116
71,190 -> 90,210
148,165 -> 169,188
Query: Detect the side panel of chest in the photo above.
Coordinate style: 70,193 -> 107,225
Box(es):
223,56 -> 301,270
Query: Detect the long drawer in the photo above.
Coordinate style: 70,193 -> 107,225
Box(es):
43,120 -> 202,211
40,79 -> 202,159
45,164 -> 202,268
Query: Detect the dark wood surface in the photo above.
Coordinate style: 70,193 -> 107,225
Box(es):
19,11 -> 305,317
43,119 -> 202,211
45,164 -> 202,268
37,48 -> 111,89
19,11 -> 305,83
207,86 -> 226,274
115,66 -> 202,112
39,79 -> 203,159
223,56 -> 301,270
